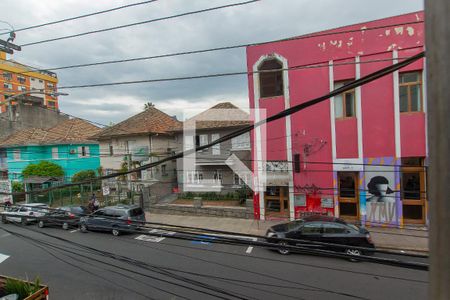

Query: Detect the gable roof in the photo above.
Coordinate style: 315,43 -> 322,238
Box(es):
173,102 -> 251,131
92,106 -> 181,139
0,118 -> 101,147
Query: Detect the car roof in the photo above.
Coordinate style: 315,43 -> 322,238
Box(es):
21,203 -> 48,207
103,205 -> 140,210
302,215 -> 347,224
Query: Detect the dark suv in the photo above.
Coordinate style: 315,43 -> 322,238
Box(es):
79,205 -> 146,236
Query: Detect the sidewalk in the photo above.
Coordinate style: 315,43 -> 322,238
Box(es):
145,212 -> 429,253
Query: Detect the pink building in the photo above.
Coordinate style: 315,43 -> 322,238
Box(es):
246,12 -> 427,226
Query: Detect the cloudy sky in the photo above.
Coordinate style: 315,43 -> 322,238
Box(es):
0,0 -> 423,125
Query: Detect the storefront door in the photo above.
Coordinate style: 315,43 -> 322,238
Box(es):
264,187 -> 289,218
338,172 -> 359,220
401,158 -> 426,224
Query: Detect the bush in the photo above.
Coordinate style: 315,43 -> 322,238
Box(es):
72,170 -> 97,183
12,181 -> 24,193
4,276 -> 42,300
22,161 -> 64,178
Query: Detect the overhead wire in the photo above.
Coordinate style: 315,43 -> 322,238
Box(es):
3,1 -> 160,34
0,51 -> 425,196
20,0 -> 261,47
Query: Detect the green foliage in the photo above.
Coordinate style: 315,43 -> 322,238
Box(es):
4,276 -> 42,300
72,170 -> 97,183
22,161 -> 64,178
12,181 -> 24,193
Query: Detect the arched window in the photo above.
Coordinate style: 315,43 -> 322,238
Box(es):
258,59 -> 283,98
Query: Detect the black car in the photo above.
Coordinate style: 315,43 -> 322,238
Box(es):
38,206 -> 89,230
266,215 -> 375,256
79,205 -> 146,236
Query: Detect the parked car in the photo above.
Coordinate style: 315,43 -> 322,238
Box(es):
265,215 -> 375,256
0,203 -> 49,225
37,205 -> 89,230
79,205 -> 146,236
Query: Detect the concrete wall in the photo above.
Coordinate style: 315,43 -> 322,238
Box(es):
0,103 -> 68,140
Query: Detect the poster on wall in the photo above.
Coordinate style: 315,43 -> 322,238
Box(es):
364,162 -> 398,225
0,180 -> 12,204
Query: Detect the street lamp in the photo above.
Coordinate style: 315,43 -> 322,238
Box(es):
4,89 -> 69,121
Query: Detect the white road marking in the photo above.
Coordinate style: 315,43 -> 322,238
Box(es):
135,235 -> 165,243
0,253 -> 10,264
70,229 -> 79,233
148,229 -> 176,236
246,246 -> 254,254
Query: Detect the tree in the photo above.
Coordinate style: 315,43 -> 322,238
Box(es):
72,170 -> 97,183
22,161 -> 64,178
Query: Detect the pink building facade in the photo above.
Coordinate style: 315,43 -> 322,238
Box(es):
247,12 -> 427,226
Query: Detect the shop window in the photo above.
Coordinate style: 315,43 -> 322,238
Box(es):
399,72 -> 422,113
334,81 -> 355,118
259,59 -> 283,98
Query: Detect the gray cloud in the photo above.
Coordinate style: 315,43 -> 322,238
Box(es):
0,0 -> 423,125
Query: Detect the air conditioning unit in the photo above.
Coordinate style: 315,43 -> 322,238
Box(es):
69,149 -> 76,154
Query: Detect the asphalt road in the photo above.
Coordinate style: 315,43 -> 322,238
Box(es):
0,223 -> 428,300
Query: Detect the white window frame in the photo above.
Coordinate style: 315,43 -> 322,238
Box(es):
213,170 -> 223,185
51,147 -> 59,159
78,146 -> 90,158
211,133 -> 220,155
13,149 -> 21,161
231,132 -> 250,150
184,135 -> 194,150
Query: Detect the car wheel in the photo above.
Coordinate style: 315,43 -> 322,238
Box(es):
80,223 -> 88,233
278,241 -> 290,255
38,220 -> 45,228
345,248 -> 362,261
62,222 -> 69,230
112,227 -> 120,236
1,215 -> 7,224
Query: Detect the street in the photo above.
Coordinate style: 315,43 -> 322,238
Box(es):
0,223 -> 428,300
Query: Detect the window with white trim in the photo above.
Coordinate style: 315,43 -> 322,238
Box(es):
3,83 -> 12,90
18,85 -> 27,92
186,171 -> 203,184
52,147 -> 58,159
231,132 -> 250,150
13,149 -> 20,161
78,146 -> 90,157
213,170 -> 223,185
211,133 -> 220,155
259,59 -> 283,98
334,81 -> 355,118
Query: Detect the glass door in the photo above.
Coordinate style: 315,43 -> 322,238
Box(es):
338,172 -> 359,220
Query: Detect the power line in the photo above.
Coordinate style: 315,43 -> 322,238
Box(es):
57,55 -> 419,90
4,1 -> 159,34
16,21 -> 423,73
0,52 -> 425,196
20,0 -> 261,47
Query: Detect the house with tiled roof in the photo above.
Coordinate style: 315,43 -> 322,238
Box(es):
0,118 -> 101,182
91,105 -> 181,186
173,102 -> 252,194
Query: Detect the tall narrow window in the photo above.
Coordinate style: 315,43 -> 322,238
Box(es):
259,59 -> 283,98
334,81 -> 355,118
401,157 -> 426,223
109,144 -> 114,156
52,147 -> 58,159
399,72 -> 422,113
294,154 -> 301,173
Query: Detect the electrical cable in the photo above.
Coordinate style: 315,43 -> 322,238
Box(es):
0,53 -> 425,199
4,1 -> 160,34
20,0 -> 261,47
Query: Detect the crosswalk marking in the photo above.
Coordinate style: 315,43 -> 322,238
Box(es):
70,229 -> 78,233
0,253 -> 10,264
148,229 -> 176,236
246,246 -> 254,254
135,235 -> 165,243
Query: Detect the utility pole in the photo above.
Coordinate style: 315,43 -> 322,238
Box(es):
426,1 -> 450,299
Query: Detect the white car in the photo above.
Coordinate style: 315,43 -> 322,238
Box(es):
1,203 -> 49,225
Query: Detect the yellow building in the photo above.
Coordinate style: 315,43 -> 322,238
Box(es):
0,51 -> 59,113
